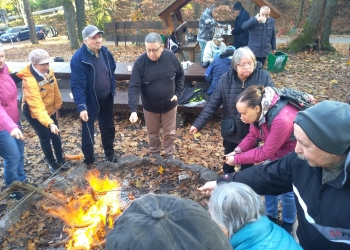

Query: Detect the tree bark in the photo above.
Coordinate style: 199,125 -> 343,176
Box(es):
294,0 -> 306,29
288,0 -> 328,52
320,0 -> 338,51
75,0 -> 86,42
62,0 -> 80,50
23,0 -> 38,44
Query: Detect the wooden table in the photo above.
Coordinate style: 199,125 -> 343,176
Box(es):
6,61 -> 207,82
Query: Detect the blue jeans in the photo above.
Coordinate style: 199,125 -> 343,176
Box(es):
0,122 -> 25,187
81,94 -> 115,164
23,103 -> 63,165
199,41 -> 207,62
265,192 -> 296,223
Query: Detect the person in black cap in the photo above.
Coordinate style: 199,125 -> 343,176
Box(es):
105,194 -> 233,250
231,2 -> 250,49
70,25 -> 118,169
199,100 -> 350,250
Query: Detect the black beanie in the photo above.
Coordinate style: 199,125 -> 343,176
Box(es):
294,100 -> 350,155
233,2 -> 243,10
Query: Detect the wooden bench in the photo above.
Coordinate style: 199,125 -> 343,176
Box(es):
10,61 -> 220,114
6,61 -> 208,82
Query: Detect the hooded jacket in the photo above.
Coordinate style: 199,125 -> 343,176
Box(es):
70,44 -> 116,115
0,64 -> 20,133
128,49 -> 184,113
220,151 -> 350,250
193,62 -> 274,144
234,94 -> 298,164
17,65 -> 62,127
204,50 -> 233,95
197,7 -> 221,43
242,16 -> 276,57
231,8 -> 250,49
230,215 -> 302,250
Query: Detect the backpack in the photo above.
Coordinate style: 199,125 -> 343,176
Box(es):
178,86 -> 205,105
168,31 -> 179,53
266,87 -> 317,129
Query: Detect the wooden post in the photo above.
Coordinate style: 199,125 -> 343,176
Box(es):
113,18 -> 117,46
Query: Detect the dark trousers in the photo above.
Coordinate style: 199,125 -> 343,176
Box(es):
256,57 -> 267,66
23,104 -> 62,165
223,140 -> 253,173
82,94 -> 115,164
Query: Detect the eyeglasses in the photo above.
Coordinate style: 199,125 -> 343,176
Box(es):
146,45 -> 162,54
237,62 -> 254,68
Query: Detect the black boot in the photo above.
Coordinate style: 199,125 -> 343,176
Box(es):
281,221 -> 294,235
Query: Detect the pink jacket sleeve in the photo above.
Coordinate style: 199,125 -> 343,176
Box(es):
234,105 -> 298,164
0,100 -> 18,134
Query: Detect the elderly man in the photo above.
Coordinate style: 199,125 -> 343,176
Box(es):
128,32 -> 184,159
70,25 -> 117,169
242,6 -> 276,65
199,100 -> 350,250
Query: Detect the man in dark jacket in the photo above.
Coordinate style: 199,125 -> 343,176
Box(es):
242,6 -> 276,65
190,47 -> 274,174
128,32 -> 184,159
231,2 -> 250,49
199,100 -> 350,250
70,25 -> 117,169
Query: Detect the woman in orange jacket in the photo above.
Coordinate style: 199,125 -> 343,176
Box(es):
17,49 -> 70,174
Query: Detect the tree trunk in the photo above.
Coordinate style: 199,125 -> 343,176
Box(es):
288,0 -> 328,53
294,0 -> 305,29
23,0 -> 38,44
75,0 -> 86,42
320,0 -> 338,51
62,0 -> 80,50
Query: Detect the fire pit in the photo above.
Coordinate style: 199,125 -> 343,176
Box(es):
0,155 -> 218,249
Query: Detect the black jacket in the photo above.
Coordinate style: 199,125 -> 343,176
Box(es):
231,8 -> 250,49
128,49 -> 184,113
219,152 -> 350,250
192,62 -> 274,144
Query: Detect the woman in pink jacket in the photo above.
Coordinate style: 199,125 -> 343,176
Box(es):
0,48 -> 26,200
225,85 -> 298,235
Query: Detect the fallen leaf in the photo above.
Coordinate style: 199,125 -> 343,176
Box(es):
158,166 -> 164,174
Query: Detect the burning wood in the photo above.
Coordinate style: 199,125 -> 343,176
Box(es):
46,169 -> 123,249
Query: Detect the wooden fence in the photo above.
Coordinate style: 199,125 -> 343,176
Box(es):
104,20 -> 235,47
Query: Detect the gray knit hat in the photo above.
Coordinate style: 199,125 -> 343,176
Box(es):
294,100 -> 350,155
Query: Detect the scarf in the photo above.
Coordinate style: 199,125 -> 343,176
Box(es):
257,87 -> 276,126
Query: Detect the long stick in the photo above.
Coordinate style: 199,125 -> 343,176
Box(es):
9,181 -> 66,205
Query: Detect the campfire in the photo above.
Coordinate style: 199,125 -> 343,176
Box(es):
45,169 -> 124,249
1,156 -> 219,249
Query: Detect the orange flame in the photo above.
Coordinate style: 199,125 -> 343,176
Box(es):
48,169 -> 122,249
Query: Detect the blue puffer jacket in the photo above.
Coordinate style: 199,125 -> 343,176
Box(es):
242,17 -> 276,57
70,44 -> 116,115
230,216 -> 303,250
204,53 -> 232,95
231,8 -> 250,49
